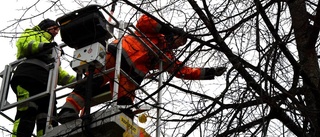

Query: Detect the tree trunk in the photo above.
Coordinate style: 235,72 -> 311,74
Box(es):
288,0 -> 320,135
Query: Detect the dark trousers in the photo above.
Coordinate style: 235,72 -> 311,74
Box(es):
11,76 -> 58,137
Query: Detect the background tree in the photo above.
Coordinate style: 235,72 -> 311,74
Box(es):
1,0 -> 319,136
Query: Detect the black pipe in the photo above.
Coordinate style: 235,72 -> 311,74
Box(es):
82,65 -> 95,137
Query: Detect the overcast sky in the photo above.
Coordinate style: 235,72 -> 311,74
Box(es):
0,1 -> 77,136
0,1 -> 137,136
0,1 -> 180,136
0,1 -> 26,136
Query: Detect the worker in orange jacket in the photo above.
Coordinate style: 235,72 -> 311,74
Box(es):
58,14 -> 227,123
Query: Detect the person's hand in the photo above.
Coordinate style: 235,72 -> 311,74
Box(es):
214,67 -> 227,76
43,42 -> 57,50
203,67 -> 226,79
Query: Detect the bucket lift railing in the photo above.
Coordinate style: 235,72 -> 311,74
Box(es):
123,23 -> 169,137
51,13 -> 168,136
52,17 -> 167,136
156,61 -> 163,137
112,22 -> 165,107
0,5 -> 171,137
45,43 -> 64,131
0,44 -> 68,136
111,21 -> 124,109
0,44 -> 67,113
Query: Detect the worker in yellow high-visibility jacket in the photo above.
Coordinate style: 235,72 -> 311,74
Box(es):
10,19 -> 76,137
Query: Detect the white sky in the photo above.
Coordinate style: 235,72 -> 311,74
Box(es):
0,1 -> 208,137
0,1 -> 28,135
0,1 -> 299,137
0,1 -> 77,136
0,1 -> 26,136
0,1 -> 140,136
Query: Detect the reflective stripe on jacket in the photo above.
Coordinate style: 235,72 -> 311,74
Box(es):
16,26 -> 52,59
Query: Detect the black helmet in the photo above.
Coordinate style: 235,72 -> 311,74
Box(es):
38,19 -> 58,30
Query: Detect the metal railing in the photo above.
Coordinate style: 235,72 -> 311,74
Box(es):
0,8 -> 168,136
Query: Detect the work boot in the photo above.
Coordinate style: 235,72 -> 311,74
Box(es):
57,108 -> 80,124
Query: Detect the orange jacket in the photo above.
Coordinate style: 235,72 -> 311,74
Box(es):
111,14 -> 207,80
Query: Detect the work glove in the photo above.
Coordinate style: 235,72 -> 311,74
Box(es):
42,42 -> 57,50
203,67 -> 227,79
215,67 -> 227,76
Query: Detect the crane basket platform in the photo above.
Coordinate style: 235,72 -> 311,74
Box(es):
43,107 -> 149,137
0,4 -> 160,137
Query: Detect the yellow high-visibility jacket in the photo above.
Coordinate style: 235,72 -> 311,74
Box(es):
13,25 -> 75,86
